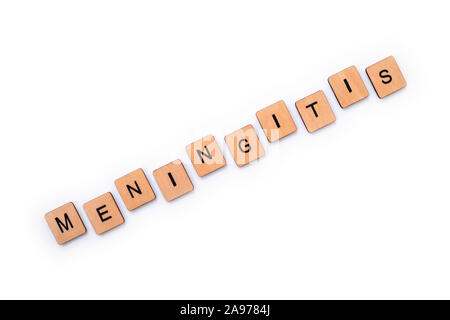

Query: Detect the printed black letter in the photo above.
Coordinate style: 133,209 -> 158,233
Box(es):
344,78 -> 352,93
55,213 -> 73,233
306,101 -> 319,117
272,114 -> 281,128
96,205 -> 112,222
379,69 -> 392,84
196,145 -> 213,164
238,139 -> 251,153
168,172 -> 177,187
126,181 -> 142,199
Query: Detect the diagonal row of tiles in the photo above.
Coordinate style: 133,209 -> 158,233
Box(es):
45,56 -> 407,245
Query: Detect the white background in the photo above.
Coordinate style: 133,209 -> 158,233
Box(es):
0,1 -> 449,299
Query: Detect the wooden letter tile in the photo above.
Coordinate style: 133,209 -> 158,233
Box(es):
256,100 -> 297,142
186,135 -> 226,177
115,168 -> 156,211
328,66 -> 368,108
83,192 -> 124,235
295,90 -> 336,133
153,160 -> 194,201
45,202 -> 86,245
224,124 -> 265,167
366,56 -> 406,98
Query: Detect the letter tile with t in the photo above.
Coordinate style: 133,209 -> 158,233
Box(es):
295,90 -> 336,133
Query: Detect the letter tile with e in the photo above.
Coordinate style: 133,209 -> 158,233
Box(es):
83,192 -> 124,235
